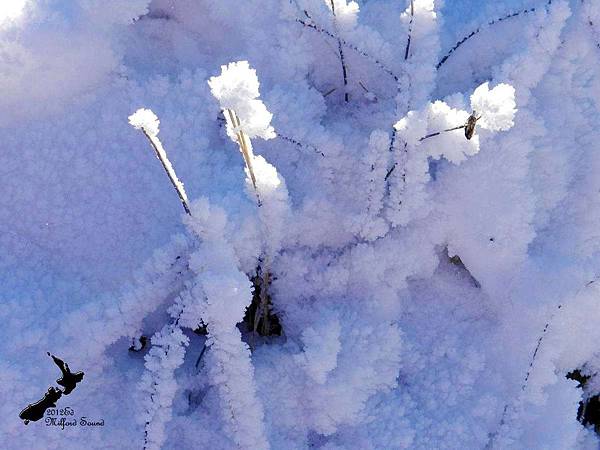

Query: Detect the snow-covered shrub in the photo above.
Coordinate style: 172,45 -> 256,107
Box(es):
5,1 -> 600,449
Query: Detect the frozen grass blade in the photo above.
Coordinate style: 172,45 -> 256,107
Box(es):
223,108 -> 262,207
129,108 -> 191,216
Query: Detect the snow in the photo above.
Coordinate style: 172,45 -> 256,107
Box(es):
470,82 -> 517,131
0,0 -> 26,23
208,61 -> 276,141
129,108 -> 160,137
3,0 -> 600,449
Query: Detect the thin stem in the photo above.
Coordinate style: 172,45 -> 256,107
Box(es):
295,14 -> 401,84
328,0 -> 349,102
436,1 -> 552,70
418,124 -> 466,142
224,109 -> 262,207
140,129 -> 191,215
486,276 -> 596,449
277,134 -> 326,157
217,114 -> 325,157
404,0 -> 415,60
384,162 -> 397,182
385,141 -> 408,183
386,123 -> 465,182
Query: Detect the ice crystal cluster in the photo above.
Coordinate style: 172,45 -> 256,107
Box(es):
2,1 -> 600,449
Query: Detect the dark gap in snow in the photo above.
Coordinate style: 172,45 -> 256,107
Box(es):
242,264 -> 282,338
445,247 -> 481,289
129,335 -> 148,352
567,369 -> 600,434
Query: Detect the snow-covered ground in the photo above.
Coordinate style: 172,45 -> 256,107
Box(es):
2,0 -> 600,448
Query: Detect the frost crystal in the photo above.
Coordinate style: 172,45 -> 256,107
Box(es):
128,108 -> 160,137
208,61 -> 275,141
470,82 -> 517,131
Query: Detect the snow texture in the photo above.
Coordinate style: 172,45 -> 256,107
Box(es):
129,108 -> 161,137
3,0 -> 600,449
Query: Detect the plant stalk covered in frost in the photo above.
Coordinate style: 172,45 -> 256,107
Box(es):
129,108 -> 192,215
209,60 -> 290,337
183,198 -> 270,449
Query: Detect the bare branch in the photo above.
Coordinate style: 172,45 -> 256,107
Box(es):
295,14 -> 401,84
404,0 -> 415,60
217,114 -> 325,157
418,124 -> 466,142
277,134 -> 326,157
328,0 -> 350,102
436,1 -> 552,70
486,277 -> 597,449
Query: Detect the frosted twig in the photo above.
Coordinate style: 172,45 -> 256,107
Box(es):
436,1 -> 553,70
297,4 -> 407,166
404,0 -> 415,60
295,12 -> 401,84
385,0 -> 416,183
388,129 -> 397,155
223,108 -> 262,207
386,122 -> 468,185
217,114 -> 325,157
384,141 -> 407,182
486,277 -> 597,449
277,134 -> 326,157
141,129 -> 192,216
129,109 -> 192,216
386,119 -> 470,183
328,0 -> 349,102
418,124 -> 466,142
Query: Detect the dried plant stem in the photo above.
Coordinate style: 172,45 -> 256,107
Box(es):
486,277 -> 597,449
404,0 -> 415,60
277,134 -> 326,157
386,0 -> 414,185
295,12 -> 401,85
384,140 -> 407,183
140,129 -> 191,215
223,108 -> 262,207
221,110 -> 277,339
419,124 -> 466,142
385,123 -> 465,183
384,161 -> 397,182
217,114 -> 325,157
436,1 -> 552,70
328,0 -> 349,102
